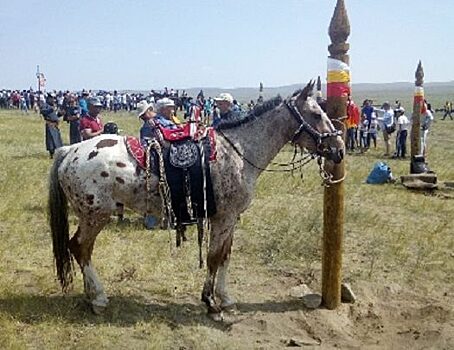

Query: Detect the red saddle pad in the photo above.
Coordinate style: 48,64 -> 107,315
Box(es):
125,136 -> 146,169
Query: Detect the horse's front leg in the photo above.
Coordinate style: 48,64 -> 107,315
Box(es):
201,217 -> 235,321
69,217 -> 110,314
215,259 -> 235,310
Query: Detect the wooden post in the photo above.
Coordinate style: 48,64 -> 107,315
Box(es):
258,82 -> 264,104
411,61 -> 424,157
322,0 -> 350,310
316,75 -> 323,104
36,65 -> 41,93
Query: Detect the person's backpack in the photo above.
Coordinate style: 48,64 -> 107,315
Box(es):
366,162 -> 393,184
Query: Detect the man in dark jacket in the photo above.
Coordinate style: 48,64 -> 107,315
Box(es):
40,93 -> 63,158
63,94 -> 81,144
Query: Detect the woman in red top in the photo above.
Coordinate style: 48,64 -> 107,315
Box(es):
346,95 -> 360,152
80,97 -> 104,140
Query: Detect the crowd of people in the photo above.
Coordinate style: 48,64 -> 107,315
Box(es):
344,98 -> 436,159
0,88 -> 250,118
1,87 -> 449,162
30,88 -> 246,159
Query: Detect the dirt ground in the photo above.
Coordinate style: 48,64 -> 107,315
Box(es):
219,268 -> 453,349
160,219 -> 454,350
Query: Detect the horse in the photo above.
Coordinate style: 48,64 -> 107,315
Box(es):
48,81 -> 344,320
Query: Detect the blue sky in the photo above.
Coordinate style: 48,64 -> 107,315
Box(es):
1,0 -> 453,90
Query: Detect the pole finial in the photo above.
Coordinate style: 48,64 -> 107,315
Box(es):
415,60 -> 424,87
328,0 -> 350,58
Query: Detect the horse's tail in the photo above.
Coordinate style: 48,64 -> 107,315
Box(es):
48,146 -> 73,291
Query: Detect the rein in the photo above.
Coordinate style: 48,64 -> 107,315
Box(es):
217,127 -> 315,173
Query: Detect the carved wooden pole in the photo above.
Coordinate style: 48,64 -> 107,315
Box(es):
322,0 -> 349,310
316,75 -> 323,104
411,61 -> 424,158
36,65 -> 40,93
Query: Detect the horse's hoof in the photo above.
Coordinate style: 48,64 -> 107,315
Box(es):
208,311 -> 224,322
91,303 -> 106,315
221,303 -> 237,313
91,295 -> 109,315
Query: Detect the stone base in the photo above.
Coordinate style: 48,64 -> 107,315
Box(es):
401,173 -> 438,190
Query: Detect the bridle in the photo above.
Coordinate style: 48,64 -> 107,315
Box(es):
285,97 -> 343,156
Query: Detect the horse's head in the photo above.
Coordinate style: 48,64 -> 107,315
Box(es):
288,81 -> 345,164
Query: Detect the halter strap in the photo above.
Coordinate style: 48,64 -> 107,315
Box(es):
285,99 -> 342,147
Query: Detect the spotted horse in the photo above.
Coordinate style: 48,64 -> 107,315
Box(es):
48,81 -> 345,319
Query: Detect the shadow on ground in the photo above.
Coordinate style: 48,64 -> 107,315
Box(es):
0,294 -> 309,330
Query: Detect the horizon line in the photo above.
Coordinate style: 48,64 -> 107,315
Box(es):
8,80 -> 454,92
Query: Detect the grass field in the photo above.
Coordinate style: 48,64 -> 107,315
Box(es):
0,101 -> 453,349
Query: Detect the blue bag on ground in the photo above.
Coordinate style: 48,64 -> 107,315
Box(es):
366,162 -> 392,184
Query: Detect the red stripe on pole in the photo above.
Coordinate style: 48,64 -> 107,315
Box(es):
414,95 -> 424,103
414,95 -> 426,113
327,82 -> 351,98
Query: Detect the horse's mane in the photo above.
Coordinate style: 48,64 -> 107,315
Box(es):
291,89 -> 302,97
217,95 -> 283,130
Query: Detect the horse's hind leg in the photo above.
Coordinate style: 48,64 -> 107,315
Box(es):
69,216 -> 110,314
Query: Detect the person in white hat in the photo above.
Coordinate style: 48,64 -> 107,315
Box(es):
212,92 -> 239,128
137,100 -> 157,146
155,97 -> 180,129
395,107 -> 410,158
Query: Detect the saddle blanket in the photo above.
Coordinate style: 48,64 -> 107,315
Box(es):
125,136 -> 146,169
164,139 -> 216,222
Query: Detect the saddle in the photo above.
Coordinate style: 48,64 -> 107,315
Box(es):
125,125 -> 217,225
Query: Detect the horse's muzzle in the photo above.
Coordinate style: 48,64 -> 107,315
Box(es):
323,146 -> 344,164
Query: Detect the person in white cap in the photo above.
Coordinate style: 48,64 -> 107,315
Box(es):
155,97 -> 179,129
375,101 -> 395,156
212,92 -> 239,128
137,100 -> 157,147
395,107 -> 410,158
136,99 -> 162,230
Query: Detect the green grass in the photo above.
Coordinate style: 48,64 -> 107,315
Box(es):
0,105 -> 453,349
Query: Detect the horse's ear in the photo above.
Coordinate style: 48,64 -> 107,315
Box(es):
300,80 -> 315,100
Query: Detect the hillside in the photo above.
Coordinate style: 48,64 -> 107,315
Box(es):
181,81 -> 454,105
